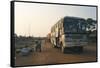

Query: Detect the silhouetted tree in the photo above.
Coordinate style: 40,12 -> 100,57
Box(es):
86,18 -> 97,32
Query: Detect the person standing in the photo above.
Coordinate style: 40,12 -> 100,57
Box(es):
36,39 -> 42,52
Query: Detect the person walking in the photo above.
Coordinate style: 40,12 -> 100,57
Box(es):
36,39 -> 42,52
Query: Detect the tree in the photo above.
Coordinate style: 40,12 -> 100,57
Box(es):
86,18 -> 97,32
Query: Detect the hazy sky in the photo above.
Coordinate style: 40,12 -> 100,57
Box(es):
15,2 -> 96,37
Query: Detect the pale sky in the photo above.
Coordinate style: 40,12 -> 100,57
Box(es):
15,2 -> 96,37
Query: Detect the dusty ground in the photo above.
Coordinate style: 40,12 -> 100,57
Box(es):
15,40 -> 97,66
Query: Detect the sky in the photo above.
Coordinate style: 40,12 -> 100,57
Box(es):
15,2 -> 97,37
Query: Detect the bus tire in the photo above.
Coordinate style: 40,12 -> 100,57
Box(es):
53,44 -> 56,48
78,46 -> 83,53
74,46 -> 83,53
62,46 -> 66,53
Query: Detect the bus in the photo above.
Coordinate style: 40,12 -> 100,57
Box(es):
50,16 -> 88,53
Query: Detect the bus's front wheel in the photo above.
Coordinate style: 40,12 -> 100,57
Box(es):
61,46 -> 66,53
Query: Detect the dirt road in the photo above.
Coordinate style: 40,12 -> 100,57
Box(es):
15,40 -> 97,66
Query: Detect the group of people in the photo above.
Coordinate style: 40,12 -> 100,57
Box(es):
20,39 -> 42,56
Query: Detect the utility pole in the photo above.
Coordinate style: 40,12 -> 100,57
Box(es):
28,23 -> 31,37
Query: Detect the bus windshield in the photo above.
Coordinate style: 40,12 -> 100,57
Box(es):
63,18 -> 86,33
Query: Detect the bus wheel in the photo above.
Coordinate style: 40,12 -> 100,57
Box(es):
74,46 -> 83,53
78,46 -> 83,53
61,46 -> 66,53
61,43 -> 65,53
53,45 -> 56,48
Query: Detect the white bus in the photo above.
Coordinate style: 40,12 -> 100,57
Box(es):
50,16 -> 88,53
